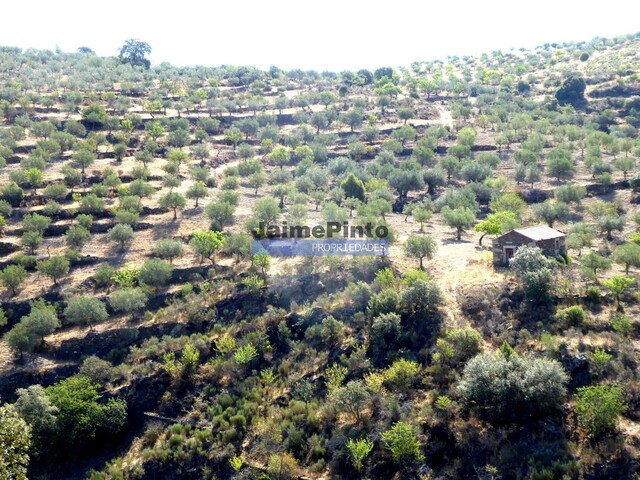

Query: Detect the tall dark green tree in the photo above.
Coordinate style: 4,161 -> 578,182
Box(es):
118,39 -> 152,69
555,76 -> 586,106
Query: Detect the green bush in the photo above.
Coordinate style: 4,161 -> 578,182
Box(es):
367,289 -> 401,318
585,286 -> 601,303
346,437 -> 374,471
435,328 -> 484,367
384,359 -> 421,391
234,343 -> 258,365
381,421 -> 424,465
1,182 -> 24,206
64,297 -> 108,329
555,305 -> 586,328
46,376 -> 127,450
0,403 -> 31,479
139,258 -> 173,289
574,385 -> 625,438
459,353 -> 567,424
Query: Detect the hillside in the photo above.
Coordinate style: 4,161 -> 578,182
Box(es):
0,33 -> 639,479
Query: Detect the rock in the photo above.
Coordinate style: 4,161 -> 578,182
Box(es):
560,342 -> 591,389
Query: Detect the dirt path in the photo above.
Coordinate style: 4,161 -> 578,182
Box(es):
433,241 -> 475,329
0,341 -> 14,372
437,105 -> 453,129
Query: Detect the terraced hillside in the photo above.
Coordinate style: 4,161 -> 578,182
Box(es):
0,33 -> 639,479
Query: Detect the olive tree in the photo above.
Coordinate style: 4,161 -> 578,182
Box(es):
20,300 -> 60,346
189,230 -> 224,264
613,242 -> 640,275
109,288 -> 147,316
328,380 -> 371,424
107,224 -> 135,251
159,191 -> 187,220
441,206 -> 476,240
36,256 -> 70,286
64,297 -> 108,330
186,181 -> 208,207
14,385 -> 58,453
152,239 -> 184,263
72,149 -> 96,176
1,264 -> 28,295
403,234 -> 437,269
65,225 -> 91,249
581,251 -> 612,282
533,201 -> 570,228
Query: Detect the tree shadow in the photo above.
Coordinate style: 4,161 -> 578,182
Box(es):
151,221 -> 181,241
441,238 -> 473,245
181,207 -> 202,218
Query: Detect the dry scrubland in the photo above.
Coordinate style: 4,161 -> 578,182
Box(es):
0,34 -> 639,479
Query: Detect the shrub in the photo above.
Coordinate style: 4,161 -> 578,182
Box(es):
585,286 -> 601,303
1,182 -> 24,206
324,364 -> 347,393
346,437 -> 374,471
0,403 -> 31,479
510,246 -> 555,303
381,421 -> 424,465
139,258 -> 173,289
46,377 -> 127,450
555,305 -> 586,328
384,359 -> 421,391
400,279 -> 442,317
93,264 -> 116,289
78,356 -> 115,385
555,76 -> 586,106
435,328 -> 484,367
589,348 -> 613,368
574,385 -> 625,438
611,313 -> 634,338
0,200 -> 12,217
328,380 -> 371,423
459,353 -> 568,424
367,289 -> 401,318
215,334 -> 236,355
234,344 -> 258,365
369,313 -> 402,364
340,173 -> 365,201
402,269 -> 429,287
229,456 -> 244,472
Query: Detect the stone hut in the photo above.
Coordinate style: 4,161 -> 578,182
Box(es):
492,225 -> 566,267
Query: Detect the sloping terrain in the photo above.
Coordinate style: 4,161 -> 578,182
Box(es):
0,34 -> 639,479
